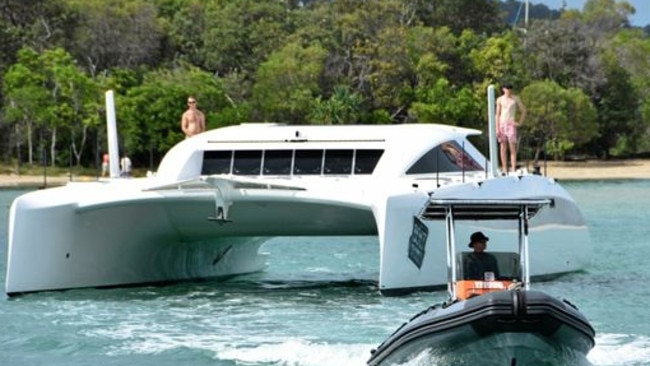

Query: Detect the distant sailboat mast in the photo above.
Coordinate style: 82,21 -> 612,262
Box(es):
525,0 -> 529,29
514,0 -> 530,32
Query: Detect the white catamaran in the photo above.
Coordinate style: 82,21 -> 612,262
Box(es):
5,88 -> 591,296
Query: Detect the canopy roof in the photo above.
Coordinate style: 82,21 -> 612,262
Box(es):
421,198 -> 553,221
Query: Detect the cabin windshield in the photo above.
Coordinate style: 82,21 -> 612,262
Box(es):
201,149 -> 383,176
456,251 -> 521,282
406,141 -> 483,175
454,251 -> 521,300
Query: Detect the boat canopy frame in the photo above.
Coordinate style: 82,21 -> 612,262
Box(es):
420,198 -> 553,301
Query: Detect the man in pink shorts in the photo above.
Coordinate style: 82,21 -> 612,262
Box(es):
495,84 -> 526,174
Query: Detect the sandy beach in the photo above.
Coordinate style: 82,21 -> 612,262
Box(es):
0,173 -> 96,188
1,159 -> 649,188
534,158 -> 650,180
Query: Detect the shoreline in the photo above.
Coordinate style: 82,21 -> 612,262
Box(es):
532,158 -> 650,180
1,159 -> 649,189
0,174 -> 97,189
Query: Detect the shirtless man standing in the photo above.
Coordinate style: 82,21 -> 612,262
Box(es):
495,84 -> 526,174
181,96 -> 206,138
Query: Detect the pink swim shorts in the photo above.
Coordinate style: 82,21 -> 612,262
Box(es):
497,121 -> 517,144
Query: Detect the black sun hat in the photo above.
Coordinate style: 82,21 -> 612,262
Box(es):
468,231 -> 489,248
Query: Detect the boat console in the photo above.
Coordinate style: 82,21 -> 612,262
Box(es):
455,251 -> 520,300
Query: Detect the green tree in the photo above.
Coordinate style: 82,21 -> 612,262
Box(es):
607,29 -> 650,153
409,78 -> 481,126
3,48 -> 50,166
417,0 -> 504,35
592,52 -> 640,157
65,0 -> 163,75
520,80 -> 597,163
156,0 -> 207,68
469,31 -> 527,90
323,1 -> 415,122
199,0 -> 298,75
309,86 -> 364,124
581,0 -> 635,32
0,0 -> 75,58
251,41 -> 327,123
525,19 -> 604,93
0,0 -> 76,161
3,47 -> 96,167
40,48 -> 100,167
118,66 -> 227,167
0,37 -> 126,169
1,0 -> 650,167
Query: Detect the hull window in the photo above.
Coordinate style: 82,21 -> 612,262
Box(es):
324,149 -> 353,174
202,150 -> 233,175
263,150 -> 293,175
355,149 -> 384,174
294,150 -> 323,175
406,141 -> 482,175
233,150 -> 262,175
201,149 -> 384,176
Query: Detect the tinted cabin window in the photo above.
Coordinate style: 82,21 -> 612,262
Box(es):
294,150 -> 323,175
355,149 -> 383,174
324,150 -> 353,175
202,151 -> 232,175
406,141 -> 483,175
203,148 -> 384,176
263,150 -> 293,175
233,150 -> 262,175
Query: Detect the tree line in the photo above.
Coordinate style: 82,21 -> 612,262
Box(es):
1,0 -> 649,172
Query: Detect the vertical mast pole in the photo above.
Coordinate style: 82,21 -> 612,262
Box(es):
525,0 -> 529,29
487,85 -> 498,177
105,90 -> 120,178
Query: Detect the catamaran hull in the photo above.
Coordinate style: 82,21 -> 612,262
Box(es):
376,175 -> 591,295
367,290 -> 595,366
5,174 -> 589,295
5,197 -> 269,295
5,181 -> 375,296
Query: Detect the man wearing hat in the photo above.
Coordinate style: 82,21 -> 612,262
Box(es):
464,231 -> 500,280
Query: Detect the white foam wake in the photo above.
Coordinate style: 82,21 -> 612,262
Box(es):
217,339 -> 372,366
588,333 -> 650,366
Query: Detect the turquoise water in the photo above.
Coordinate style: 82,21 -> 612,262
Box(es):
1,181 -> 649,366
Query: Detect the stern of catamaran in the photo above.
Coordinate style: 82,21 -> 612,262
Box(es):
375,187 -> 577,296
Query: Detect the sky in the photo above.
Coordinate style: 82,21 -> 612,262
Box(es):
533,0 -> 650,26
